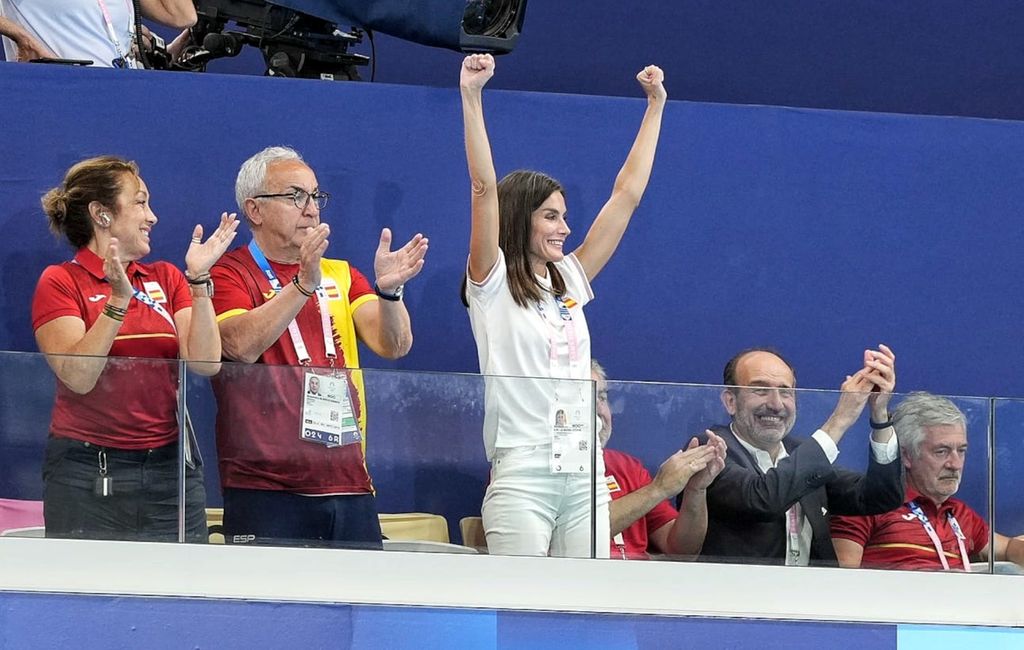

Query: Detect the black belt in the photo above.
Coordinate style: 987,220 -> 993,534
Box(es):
54,436 -> 180,462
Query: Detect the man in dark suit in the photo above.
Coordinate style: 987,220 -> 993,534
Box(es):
699,346 -> 903,566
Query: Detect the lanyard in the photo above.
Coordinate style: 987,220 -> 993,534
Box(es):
613,532 -> 627,560
907,500 -> 972,572
96,0 -> 135,68
786,502 -> 803,565
75,256 -> 175,330
248,239 -> 337,366
534,292 -> 580,371
130,286 -> 176,331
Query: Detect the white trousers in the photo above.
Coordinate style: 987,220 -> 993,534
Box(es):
482,445 -> 610,558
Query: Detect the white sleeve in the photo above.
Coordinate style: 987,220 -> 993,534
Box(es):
465,248 -> 507,307
811,430 -> 840,464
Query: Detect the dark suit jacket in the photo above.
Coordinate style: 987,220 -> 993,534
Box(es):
698,424 -> 903,565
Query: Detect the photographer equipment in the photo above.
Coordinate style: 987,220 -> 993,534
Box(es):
272,0 -> 528,53
177,0 -> 368,80
163,0 -> 527,78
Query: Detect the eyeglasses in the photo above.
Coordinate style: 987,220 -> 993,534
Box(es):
252,188 -> 330,211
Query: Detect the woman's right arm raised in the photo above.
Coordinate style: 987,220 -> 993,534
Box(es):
461,54 -> 500,283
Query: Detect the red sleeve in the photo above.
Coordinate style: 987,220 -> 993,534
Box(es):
211,259 -> 255,316
32,264 -> 83,330
829,513 -> 875,545
159,263 -> 192,314
963,507 -> 991,555
348,265 -> 374,302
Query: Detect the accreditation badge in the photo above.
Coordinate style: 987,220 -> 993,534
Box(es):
549,398 -> 591,474
300,370 -> 361,448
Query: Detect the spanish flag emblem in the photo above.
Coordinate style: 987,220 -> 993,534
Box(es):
562,297 -> 578,309
143,281 -> 167,304
321,278 -> 342,301
606,474 -> 621,493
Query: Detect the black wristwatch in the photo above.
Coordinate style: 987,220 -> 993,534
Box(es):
374,282 -> 404,302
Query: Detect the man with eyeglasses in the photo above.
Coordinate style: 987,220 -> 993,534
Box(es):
209,146 -> 428,548
698,346 -> 903,566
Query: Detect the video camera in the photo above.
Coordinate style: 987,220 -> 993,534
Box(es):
175,0 -> 368,80
159,0 -> 527,80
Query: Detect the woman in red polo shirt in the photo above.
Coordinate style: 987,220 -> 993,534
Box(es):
31,155 -> 238,542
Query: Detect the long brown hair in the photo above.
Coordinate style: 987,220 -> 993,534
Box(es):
41,156 -> 140,249
462,169 -> 567,308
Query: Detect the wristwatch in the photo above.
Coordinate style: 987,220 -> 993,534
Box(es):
374,282 -> 404,302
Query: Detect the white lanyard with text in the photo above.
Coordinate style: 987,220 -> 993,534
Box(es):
96,0 -> 135,68
907,500 -> 972,572
248,239 -> 336,366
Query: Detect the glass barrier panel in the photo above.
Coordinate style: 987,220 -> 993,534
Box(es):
991,398 -> 1024,575
186,362 -> 598,558
0,352 -> 195,543
5,348 -> 1009,576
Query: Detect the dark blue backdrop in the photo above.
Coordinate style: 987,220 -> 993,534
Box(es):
8,2 -> 1021,119
1,63 -> 1022,397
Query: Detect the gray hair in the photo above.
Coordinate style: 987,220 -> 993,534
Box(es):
892,392 -> 967,458
591,359 -> 607,382
235,146 -> 304,215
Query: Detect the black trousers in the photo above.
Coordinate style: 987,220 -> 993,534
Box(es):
42,436 -> 207,542
223,488 -> 382,549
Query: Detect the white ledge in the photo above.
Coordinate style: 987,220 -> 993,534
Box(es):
1,537 -> 1022,627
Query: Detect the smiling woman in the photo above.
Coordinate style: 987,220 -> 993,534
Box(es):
458,53 -> 668,558
29,155 -> 238,542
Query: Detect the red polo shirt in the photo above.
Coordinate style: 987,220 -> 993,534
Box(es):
210,246 -> 377,495
31,248 -> 191,449
830,488 -> 989,570
605,448 -> 678,559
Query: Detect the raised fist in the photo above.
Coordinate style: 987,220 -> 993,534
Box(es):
461,53 -> 495,90
636,64 -> 667,102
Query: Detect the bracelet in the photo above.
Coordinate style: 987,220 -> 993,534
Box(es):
185,272 -> 211,285
102,304 -> 126,322
291,274 -> 315,298
374,282 -> 404,302
103,302 -> 127,316
869,418 -> 894,430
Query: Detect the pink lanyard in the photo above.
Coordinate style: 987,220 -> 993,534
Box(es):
534,293 -> 580,369
96,0 -> 134,67
908,500 -> 972,572
786,503 -> 802,564
248,242 -> 337,366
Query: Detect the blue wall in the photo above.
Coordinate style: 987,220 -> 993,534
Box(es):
2,63 -> 1023,398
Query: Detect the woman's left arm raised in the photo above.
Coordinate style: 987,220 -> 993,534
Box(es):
573,65 -> 667,282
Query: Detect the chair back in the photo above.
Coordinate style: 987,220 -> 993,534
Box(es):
459,516 -> 487,552
379,512 -> 450,543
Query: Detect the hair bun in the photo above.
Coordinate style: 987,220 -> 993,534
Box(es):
41,187 -> 68,226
